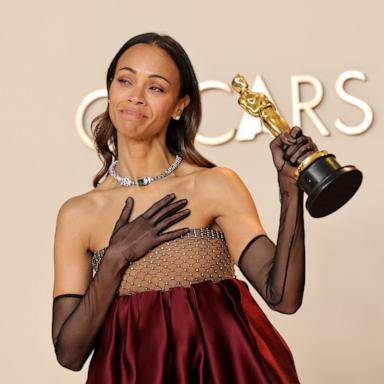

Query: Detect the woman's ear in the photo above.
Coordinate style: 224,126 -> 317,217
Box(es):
172,95 -> 190,120
181,94 -> 190,109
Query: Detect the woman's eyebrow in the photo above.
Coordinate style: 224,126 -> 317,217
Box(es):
117,66 -> 171,85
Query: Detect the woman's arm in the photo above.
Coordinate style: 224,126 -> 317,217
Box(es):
237,177 -> 305,314
201,128 -> 315,314
52,193 -> 191,371
52,196 -> 128,371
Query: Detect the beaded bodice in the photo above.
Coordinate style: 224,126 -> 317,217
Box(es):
91,227 -> 236,296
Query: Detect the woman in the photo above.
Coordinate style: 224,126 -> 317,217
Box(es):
52,32 -> 317,383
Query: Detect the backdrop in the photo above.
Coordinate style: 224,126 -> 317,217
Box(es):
1,0 -> 382,382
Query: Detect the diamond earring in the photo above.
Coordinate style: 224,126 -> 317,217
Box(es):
173,110 -> 183,120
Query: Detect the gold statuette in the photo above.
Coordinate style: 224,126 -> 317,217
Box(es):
232,74 -> 363,218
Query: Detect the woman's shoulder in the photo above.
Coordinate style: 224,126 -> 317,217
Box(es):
198,166 -> 246,194
57,190 -> 100,225
197,165 -> 258,221
190,166 -> 254,224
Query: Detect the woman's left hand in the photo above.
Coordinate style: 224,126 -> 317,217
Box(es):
269,126 -> 319,188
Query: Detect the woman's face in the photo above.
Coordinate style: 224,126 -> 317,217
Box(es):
108,43 -> 189,141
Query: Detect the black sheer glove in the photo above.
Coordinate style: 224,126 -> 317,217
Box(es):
52,193 -> 191,371
237,127 -> 317,314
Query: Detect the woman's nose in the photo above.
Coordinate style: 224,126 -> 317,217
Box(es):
127,85 -> 145,105
127,94 -> 145,105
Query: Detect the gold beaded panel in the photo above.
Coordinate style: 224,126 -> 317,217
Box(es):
91,228 -> 236,296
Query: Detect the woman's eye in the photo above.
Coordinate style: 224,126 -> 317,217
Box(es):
150,86 -> 164,93
118,79 -> 132,85
117,79 -> 164,93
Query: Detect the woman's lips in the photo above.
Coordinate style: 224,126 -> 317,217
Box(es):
119,109 -> 146,119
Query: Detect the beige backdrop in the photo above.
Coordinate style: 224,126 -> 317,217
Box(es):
0,0 -> 382,382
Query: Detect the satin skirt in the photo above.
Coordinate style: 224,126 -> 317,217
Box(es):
86,277 -> 300,383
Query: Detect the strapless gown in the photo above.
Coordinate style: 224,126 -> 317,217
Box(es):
85,227 -> 300,384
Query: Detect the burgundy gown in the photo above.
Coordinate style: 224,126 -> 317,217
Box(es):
85,227 -> 300,383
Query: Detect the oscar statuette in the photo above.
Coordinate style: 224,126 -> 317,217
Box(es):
232,74 -> 363,218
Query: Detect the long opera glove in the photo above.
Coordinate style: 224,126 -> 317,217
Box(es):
237,175 -> 305,314
52,257 -> 129,371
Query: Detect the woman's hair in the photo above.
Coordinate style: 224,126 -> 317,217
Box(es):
91,32 -> 216,188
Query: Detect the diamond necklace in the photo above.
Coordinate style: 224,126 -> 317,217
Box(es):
108,154 -> 183,187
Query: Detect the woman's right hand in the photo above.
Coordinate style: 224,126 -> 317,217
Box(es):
104,193 -> 190,266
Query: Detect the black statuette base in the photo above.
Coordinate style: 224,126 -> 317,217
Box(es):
297,154 -> 363,218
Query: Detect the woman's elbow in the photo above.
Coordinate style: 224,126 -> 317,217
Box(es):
54,344 -> 84,371
269,299 -> 303,314
56,355 -> 84,371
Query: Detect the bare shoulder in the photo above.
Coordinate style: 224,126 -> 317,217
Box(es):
52,193 -> 97,298
198,166 -> 259,218
198,166 -> 249,197
198,166 -> 267,264
56,192 -> 95,233
58,192 -> 93,214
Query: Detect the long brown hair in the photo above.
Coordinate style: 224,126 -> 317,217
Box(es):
91,32 -> 217,188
